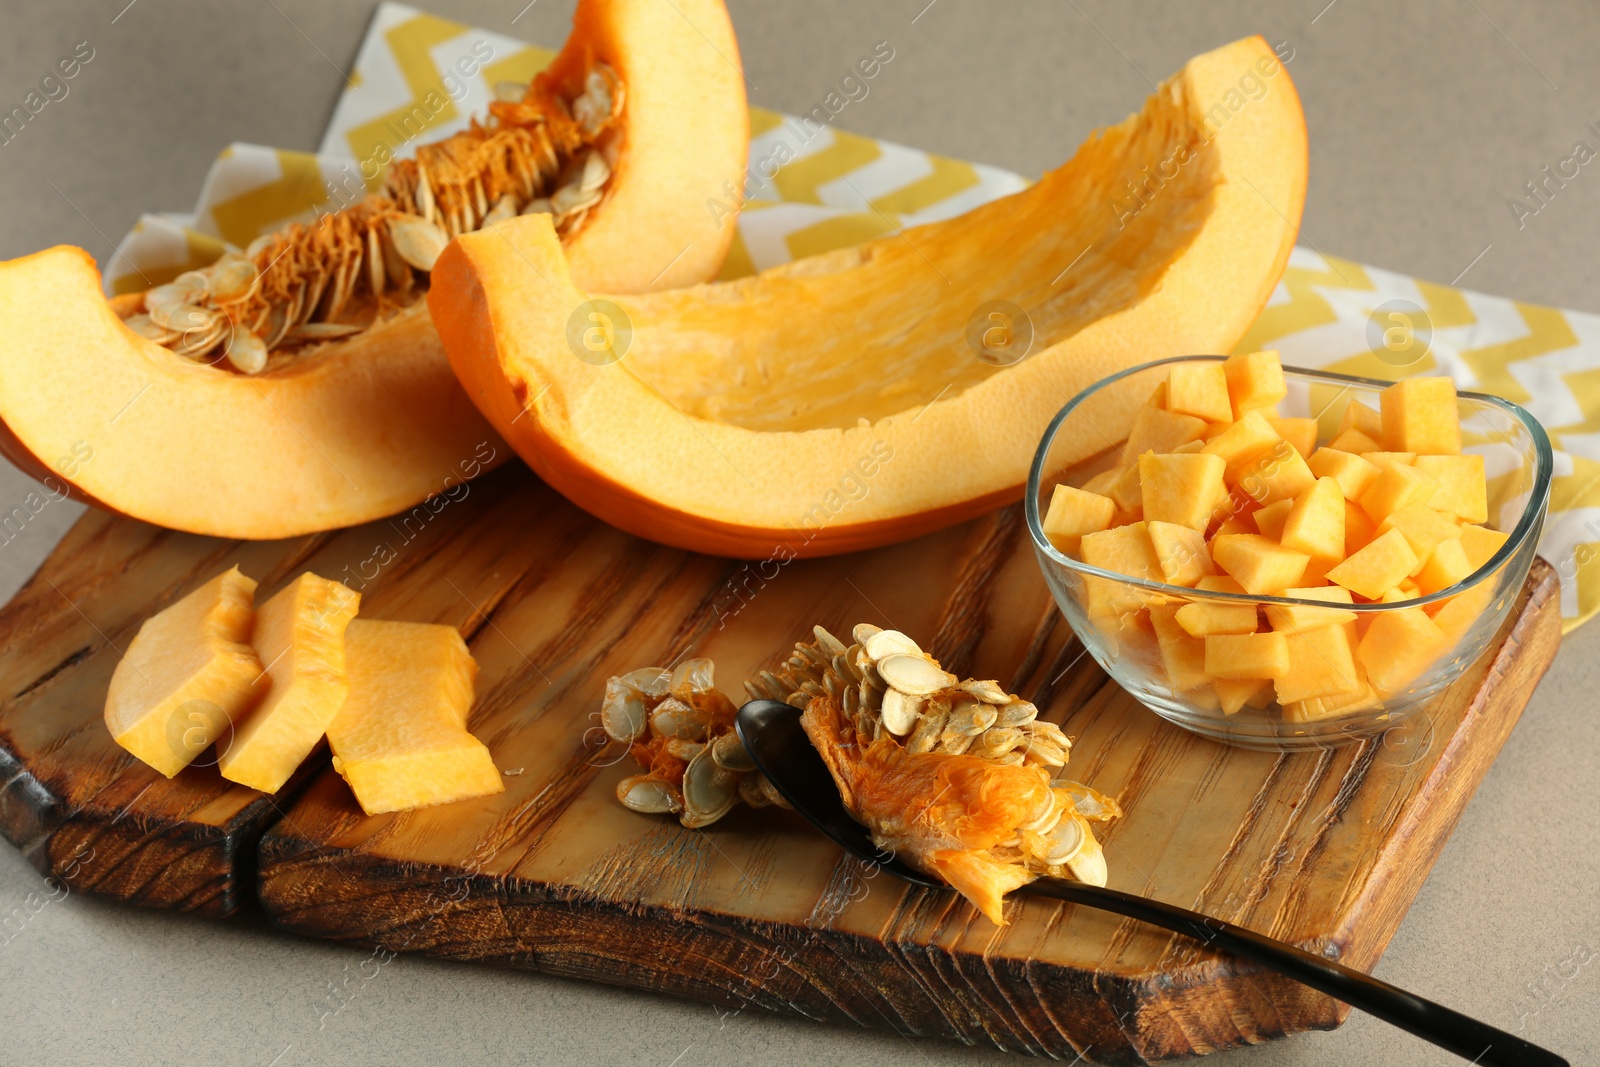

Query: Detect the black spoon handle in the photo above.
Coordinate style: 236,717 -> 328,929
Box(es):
1022,878 -> 1564,1066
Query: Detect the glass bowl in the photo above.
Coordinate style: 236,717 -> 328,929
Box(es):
1025,356 -> 1552,751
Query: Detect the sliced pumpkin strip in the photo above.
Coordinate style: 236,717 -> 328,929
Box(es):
328,620 -> 502,815
432,35 -> 1306,557
218,573 -> 360,793
105,566 -> 267,777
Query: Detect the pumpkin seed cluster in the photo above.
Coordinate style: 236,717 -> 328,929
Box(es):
122,65 -> 622,375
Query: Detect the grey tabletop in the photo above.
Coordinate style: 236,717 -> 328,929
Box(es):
0,2 -> 1596,1064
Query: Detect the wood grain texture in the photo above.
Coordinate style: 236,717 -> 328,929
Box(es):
203,467 -> 1558,1064
0,509 -> 335,914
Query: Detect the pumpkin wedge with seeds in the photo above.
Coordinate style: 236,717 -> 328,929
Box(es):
0,0 -> 747,539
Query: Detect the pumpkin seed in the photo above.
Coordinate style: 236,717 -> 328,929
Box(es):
209,255 -> 259,302
388,215 -> 448,272
125,314 -> 177,344
812,625 -> 847,659
617,774 -> 682,815
738,773 -> 771,809
758,773 -> 791,809
958,679 -> 1010,704
600,678 -> 650,743
711,730 -> 757,772
852,623 -> 883,646
1053,780 -> 1122,822
649,696 -> 707,742
1028,811 -> 1088,866
224,327 -> 269,375
947,696 -> 998,736
905,705 -> 948,754
287,322 -> 364,342
878,687 -> 923,736
863,629 -> 922,661
680,748 -> 739,828
1066,829 -> 1108,886
876,654 -> 954,696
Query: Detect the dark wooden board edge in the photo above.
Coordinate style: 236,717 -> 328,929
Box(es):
0,742 -> 327,917
258,834 -> 1336,1064
255,561 -> 1562,1064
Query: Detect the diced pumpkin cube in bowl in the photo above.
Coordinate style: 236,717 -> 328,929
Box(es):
1165,361 -> 1233,422
1080,522 -> 1164,617
1235,441 -> 1316,506
1362,451 -> 1418,471
1213,509 -> 1256,537
1376,503 -> 1462,564
1307,448 -> 1379,501
1042,484 -> 1116,552
1149,605 -> 1210,691
1202,411 -> 1282,477
1140,452 -> 1226,530
1344,499 -> 1378,554
1279,477 -> 1345,563
1147,520 -> 1215,585
1125,404 -> 1208,459
1357,607 -> 1449,694
1358,464 -> 1439,523
1283,675 -> 1379,723
1267,417 -> 1318,459
1211,534 -> 1310,594
1090,464 -> 1144,513
1380,377 -> 1461,454
1214,676 -> 1273,716
1429,584 -> 1497,641
1251,498 -> 1293,540
1326,528 -> 1419,600
1204,632 -> 1289,680
1275,624 -> 1361,705
1416,454 -> 1487,523
1174,599 -> 1258,637
1265,586 -> 1356,633
1327,427 -> 1382,455
1337,398 -> 1384,440
1415,536 -> 1474,595
1223,349 -> 1287,416
1459,522 -> 1510,570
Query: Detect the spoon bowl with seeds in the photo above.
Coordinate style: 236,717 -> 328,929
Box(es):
736,696 -> 1567,1067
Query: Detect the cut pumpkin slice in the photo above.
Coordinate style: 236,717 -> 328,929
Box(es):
328,620 -> 502,815
218,573 -> 360,793
0,0 -> 747,539
105,566 -> 267,777
431,35 -> 1306,558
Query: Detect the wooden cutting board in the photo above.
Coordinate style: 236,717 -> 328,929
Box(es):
0,464 -> 1560,1063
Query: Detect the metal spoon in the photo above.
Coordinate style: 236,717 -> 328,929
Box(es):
735,699 -> 1567,1067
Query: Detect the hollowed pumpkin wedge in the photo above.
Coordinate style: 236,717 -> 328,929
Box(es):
0,0 -> 747,539
431,36 -> 1306,558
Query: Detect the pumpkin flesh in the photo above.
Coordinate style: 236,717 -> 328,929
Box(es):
432,36 -> 1307,558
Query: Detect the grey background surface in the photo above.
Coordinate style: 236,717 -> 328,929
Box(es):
0,2 -> 1596,1064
